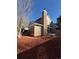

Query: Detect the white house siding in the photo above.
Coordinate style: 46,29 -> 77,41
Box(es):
34,26 -> 41,36
47,16 -> 51,26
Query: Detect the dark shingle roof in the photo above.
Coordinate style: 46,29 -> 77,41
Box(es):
34,17 -> 42,24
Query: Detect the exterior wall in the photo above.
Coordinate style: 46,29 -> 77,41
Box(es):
34,26 -> 41,36
29,25 -> 42,37
47,16 -> 51,25
29,26 -> 34,36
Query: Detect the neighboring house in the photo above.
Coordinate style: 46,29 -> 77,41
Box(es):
21,27 -> 29,36
29,9 -> 54,36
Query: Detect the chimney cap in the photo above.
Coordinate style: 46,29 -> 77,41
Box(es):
43,8 -> 47,12
43,8 -> 46,10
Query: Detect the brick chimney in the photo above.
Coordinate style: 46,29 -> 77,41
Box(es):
42,9 -> 48,36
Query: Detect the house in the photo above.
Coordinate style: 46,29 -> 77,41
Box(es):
29,9 -> 53,37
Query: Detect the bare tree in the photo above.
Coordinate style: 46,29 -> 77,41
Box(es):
17,0 -> 33,36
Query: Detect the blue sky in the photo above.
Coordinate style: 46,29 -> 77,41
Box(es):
29,0 -> 61,23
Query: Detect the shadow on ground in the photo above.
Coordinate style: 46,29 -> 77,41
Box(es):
17,36 -> 61,59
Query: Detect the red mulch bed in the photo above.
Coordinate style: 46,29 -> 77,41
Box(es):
17,35 -> 59,54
